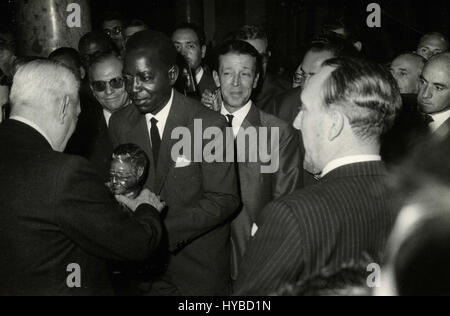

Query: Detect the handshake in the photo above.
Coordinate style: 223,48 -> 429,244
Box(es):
115,189 -> 166,213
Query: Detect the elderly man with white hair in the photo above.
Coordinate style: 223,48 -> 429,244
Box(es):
0,60 -> 164,296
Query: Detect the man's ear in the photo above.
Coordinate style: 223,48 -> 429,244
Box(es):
327,109 -> 345,141
80,67 -> 86,80
213,70 -> 221,88
58,95 -> 71,125
168,65 -> 179,86
253,73 -> 261,89
201,45 -> 207,59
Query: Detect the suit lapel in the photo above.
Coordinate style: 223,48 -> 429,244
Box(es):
434,117 -> 450,139
154,91 -> 189,194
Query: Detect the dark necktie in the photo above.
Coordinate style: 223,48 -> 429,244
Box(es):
150,117 -> 161,166
226,114 -> 234,128
423,114 -> 434,125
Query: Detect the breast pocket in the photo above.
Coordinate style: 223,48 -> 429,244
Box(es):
168,164 -> 203,206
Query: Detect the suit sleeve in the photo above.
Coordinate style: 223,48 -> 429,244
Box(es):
53,157 -> 163,262
273,125 -> 302,198
233,201 -> 304,296
165,115 -> 240,251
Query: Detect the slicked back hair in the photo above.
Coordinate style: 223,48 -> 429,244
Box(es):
321,57 -> 402,141
214,39 -> 262,76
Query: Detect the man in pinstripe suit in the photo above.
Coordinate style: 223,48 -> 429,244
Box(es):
234,57 -> 402,296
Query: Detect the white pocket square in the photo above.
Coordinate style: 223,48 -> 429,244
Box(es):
175,156 -> 192,168
251,223 -> 259,237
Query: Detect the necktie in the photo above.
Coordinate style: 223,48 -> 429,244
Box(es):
423,114 -> 434,125
150,117 -> 161,166
226,114 -> 234,128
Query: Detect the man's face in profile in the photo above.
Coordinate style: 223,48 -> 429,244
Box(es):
124,49 -> 175,114
390,54 -> 423,94
418,59 -> 450,114
417,35 -> 448,60
172,28 -> 205,72
214,52 -> 259,112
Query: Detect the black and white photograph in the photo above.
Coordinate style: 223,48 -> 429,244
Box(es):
0,0 -> 449,301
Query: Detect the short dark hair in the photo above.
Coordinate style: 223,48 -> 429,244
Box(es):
309,32 -> 360,59
235,25 -> 268,42
88,52 -> 121,81
49,47 -> 82,69
126,30 -> 178,69
173,22 -> 206,46
322,17 -> 361,44
78,31 -> 118,54
275,261 -> 372,296
214,39 -> 262,75
101,11 -> 124,25
321,57 -> 402,141
126,19 -> 149,29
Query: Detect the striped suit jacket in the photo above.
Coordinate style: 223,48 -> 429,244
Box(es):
234,161 -> 397,296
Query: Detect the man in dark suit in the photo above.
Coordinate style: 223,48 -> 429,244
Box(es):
66,52 -> 131,180
417,52 -> 450,139
234,57 -> 402,296
0,60 -> 164,296
109,30 -> 240,296
211,40 -> 301,281
172,23 -> 217,97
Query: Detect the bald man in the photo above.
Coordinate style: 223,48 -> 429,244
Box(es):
416,32 -> 449,60
418,52 -> 450,136
390,53 -> 426,95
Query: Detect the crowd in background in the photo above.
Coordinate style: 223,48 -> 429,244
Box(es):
0,10 -> 449,296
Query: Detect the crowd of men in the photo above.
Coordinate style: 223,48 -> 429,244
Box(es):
0,13 -> 449,296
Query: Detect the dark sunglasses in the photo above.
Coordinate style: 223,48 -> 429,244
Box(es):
91,77 -> 125,92
104,26 -> 123,37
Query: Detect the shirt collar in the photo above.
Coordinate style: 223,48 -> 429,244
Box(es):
321,155 -> 382,178
145,89 -> 174,136
103,109 -> 112,127
220,100 -> 253,136
430,108 -> 450,132
195,67 -> 204,85
10,115 -> 54,149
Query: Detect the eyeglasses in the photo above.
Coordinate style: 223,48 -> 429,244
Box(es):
104,26 -> 123,37
91,77 -> 125,92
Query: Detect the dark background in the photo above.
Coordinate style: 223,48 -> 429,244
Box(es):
1,0 -> 449,73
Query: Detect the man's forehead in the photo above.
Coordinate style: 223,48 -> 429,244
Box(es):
392,55 -> 420,69
125,49 -> 162,66
93,59 -> 122,76
103,20 -> 122,28
172,29 -> 200,43
423,63 -> 450,84
219,53 -> 256,68
245,39 -> 268,54
420,36 -> 448,49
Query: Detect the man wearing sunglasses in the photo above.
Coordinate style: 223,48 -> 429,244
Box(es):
102,13 -> 125,52
67,52 -> 131,181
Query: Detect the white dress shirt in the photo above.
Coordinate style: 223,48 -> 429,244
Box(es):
10,115 -> 54,149
103,109 -> 112,127
195,67 -> 204,86
145,89 -> 174,139
220,101 -> 252,137
321,155 -> 382,178
430,108 -> 450,133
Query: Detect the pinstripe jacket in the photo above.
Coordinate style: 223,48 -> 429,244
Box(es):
234,161 -> 397,296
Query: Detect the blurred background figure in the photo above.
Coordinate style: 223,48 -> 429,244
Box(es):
102,12 -> 125,53
78,31 -> 118,70
378,132 -> 450,296
390,53 -> 426,95
123,19 -> 149,47
49,47 -> 86,82
415,32 -> 449,60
